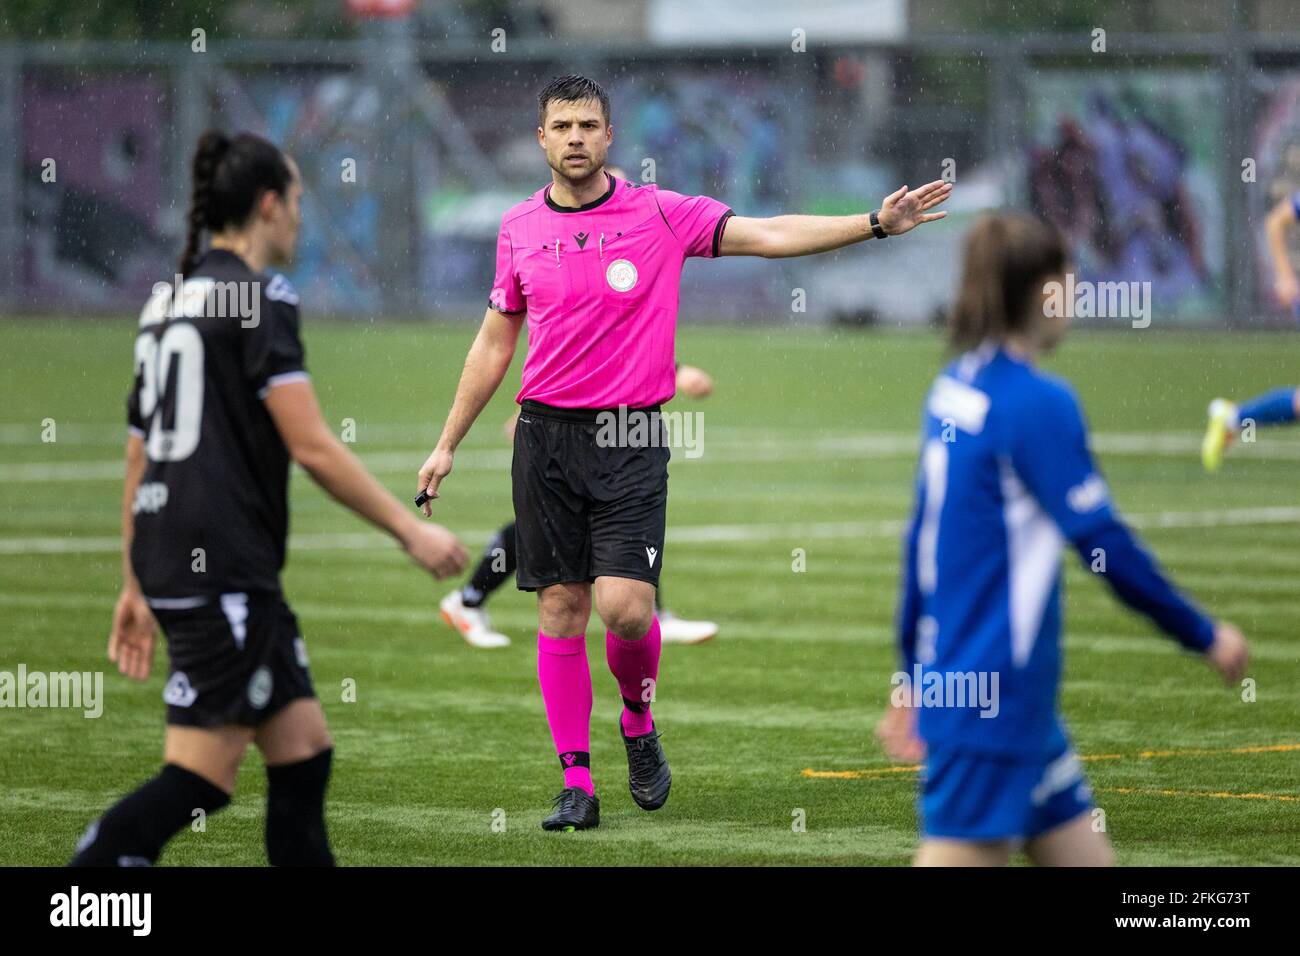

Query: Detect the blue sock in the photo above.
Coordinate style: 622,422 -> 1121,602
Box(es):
1237,388 -> 1299,428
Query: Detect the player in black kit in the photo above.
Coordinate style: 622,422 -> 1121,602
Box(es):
70,131 -> 467,867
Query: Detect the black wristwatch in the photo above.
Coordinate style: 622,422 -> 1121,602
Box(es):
870,210 -> 889,239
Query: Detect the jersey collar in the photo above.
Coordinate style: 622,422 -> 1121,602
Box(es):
198,247 -> 256,275
544,171 -> 616,213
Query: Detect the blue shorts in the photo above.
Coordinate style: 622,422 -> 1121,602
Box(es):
919,742 -> 1093,841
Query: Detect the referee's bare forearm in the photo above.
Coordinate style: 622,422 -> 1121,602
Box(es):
436,307 -> 523,453
722,213 -> 873,258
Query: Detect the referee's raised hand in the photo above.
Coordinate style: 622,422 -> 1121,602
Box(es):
876,180 -> 952,236
417,447 -> 455,517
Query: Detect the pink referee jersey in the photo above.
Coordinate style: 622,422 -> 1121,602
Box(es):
490,172 -> 732,409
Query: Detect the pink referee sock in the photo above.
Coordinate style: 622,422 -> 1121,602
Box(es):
537,632 -> 594,795
606,617 -> 661,738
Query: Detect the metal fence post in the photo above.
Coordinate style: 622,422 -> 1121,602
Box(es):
1226,5 -> 1253,327
368,18 -> 418,316
987,39 -> 1024,208
0,50 -> 20,313
171,44 -> 209,269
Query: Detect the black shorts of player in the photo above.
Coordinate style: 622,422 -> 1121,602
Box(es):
512,399 -> 670,591
149,591 -> 316,728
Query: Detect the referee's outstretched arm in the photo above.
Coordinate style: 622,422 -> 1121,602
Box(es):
718,180 -> 952,258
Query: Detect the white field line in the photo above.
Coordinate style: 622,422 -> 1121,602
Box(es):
2,506 -> 1299,556
1,588 -> 1296,660
8,429 -> 1300,482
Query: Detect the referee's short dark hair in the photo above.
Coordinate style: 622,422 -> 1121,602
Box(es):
538,74 -> 610,127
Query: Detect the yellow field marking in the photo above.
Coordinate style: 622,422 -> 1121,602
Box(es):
803,765 -> 920,780
1135,743 -> 1300,758
1100,787 -> 1300,803
804,765 -> 922,779
801,742 -> 1300,781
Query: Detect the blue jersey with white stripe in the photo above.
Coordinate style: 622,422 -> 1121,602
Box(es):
897,343 -> 1214,757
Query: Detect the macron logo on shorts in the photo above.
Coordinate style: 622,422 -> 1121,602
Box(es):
646,546 -> 658,568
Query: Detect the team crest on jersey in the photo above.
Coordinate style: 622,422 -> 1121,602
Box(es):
247,666 -> 273,709
606,258 -> 638,292
265,274 -> 299,305
163,672 -> 198,708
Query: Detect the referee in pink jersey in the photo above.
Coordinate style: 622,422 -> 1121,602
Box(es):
418,75 -> 951,831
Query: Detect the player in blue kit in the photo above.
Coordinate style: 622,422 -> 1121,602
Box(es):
877,213 -> 1250,866
1201,190 -> 1300,471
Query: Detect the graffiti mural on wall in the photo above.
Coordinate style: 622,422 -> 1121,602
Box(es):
1026,72 -> 1225,323
21,73 -> 171,306
226,72 -> 386,314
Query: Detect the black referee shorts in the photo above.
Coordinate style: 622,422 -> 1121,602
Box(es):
512,399 -> 670,591
150,591 -> 316,728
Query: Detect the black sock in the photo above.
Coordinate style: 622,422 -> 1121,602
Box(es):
462,520 -> 517,608
265,748 -> 334,867
69,763 -> 230,867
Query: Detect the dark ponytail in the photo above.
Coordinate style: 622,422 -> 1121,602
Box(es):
179,130 -> 230,276
948,212 -> 1067,353
178,130 -> 292,277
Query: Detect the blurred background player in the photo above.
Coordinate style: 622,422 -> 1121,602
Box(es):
1201,190 -> 1300,471
877,212 -> 1249,867
439,360 -> 720,648
416,74 -> 949,832
71,131 -> 466,867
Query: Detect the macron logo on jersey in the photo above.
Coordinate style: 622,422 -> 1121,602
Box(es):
1067,474 -> 1110,513
927,376 -> 990,435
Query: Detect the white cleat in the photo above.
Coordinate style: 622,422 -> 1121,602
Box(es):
439,591 -> 511,649
658,610 -> 719,645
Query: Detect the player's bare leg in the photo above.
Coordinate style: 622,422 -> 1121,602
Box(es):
165,724 -> 255,792
255,699 -> 336,865
594,576 -> 655,639
537,582 -> 600,830
596,576 -> 671,810
1024,810 -> 1115,867
914,838 -> 1014,867
256,698 -> 332,763
538,580 -> 592,636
